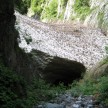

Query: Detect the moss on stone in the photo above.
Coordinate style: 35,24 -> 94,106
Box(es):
97,11 -> 104,27
84,57 -> 108,80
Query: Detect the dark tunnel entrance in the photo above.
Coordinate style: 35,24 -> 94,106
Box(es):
43,57 -> 86,85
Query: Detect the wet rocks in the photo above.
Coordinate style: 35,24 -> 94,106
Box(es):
37,93 -> 104,108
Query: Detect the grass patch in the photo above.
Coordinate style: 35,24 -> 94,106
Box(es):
73,0 -> 91,20
41,0 -> 58,21
0,61 -> 27,108
30,0 -> 45,17
70,76 -> 108,106
98,76 -> 108,106
70,79 -> 98,96
26,79 -> 66,107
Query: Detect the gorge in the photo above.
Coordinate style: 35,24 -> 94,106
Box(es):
0,0 -> 108,107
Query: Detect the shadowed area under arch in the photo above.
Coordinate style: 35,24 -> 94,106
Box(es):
43,57 -> 86,85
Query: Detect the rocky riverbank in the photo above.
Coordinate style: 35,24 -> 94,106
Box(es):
36,92 -> 105,108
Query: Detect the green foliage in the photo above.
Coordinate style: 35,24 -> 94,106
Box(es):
0,62 -> 27,108
97,12 -> 104,27
24,36 -> 32,44
30,0 -> 45,16
62,0 -> 68,6
41,0 -> 58,20
74,0 -> 91,20
70,79 -> 98,96
98,76 -> 108,105
69,81 -> 81,97
57,0 -> 68,19
100,56 -> 108,65
105,46 -> 108,54
0,60 -> 66,107
26,79 -> 66,107
70,76 -> 108,106
14,0 -> 31,14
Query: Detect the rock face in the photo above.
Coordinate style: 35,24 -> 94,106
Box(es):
88,57 -> 108,79
15,11 -> 108,84
0,0 -> 39,82
0,0 -> 37,81
0,0 -> 85,85
26,50 -> 86,85
0,0 -> 86,84
16,12 -> 108,68
0,0 -> 17,68
84,0 -> 108,35
1,1 -> 107,84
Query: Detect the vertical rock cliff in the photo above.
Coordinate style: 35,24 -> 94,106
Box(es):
0,0 -> 39,81
84,0 -> 108,35
0,0 -> 17,68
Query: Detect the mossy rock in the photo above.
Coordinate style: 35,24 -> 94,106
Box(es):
85,57 -> 108,79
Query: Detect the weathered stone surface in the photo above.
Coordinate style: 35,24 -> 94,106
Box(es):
30,50 -> 86,85
84,0 -> 108,35
16,11 -> 108,69
0,0 -> 17,67
0,0 -> 85,84
0,0 -> 39,82
14,11 -> 108,83
88,57 -> 108,79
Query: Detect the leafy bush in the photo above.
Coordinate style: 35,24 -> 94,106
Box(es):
14,0 -> 31,14
26,79 -> 66,107
70,79 -> 98,96
0,62 -> 27,108
70,76 -> 108,106
41,0 -> 58,20
98,76 -> 108,105
0,60 -> 66,108
74,0 -> 91,20
30,0 -> 45,17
